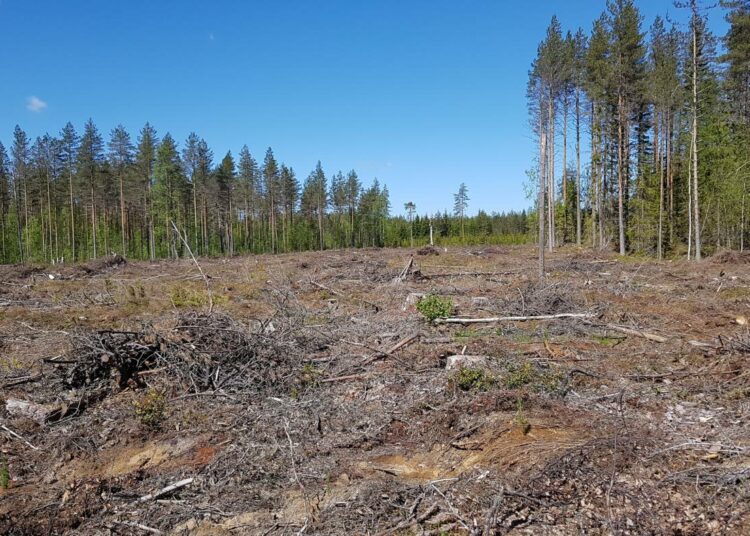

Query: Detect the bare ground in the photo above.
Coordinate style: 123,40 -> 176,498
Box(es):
1,246 -> 749,535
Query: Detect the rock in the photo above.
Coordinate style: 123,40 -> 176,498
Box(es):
445,355 -> 490,370
5,398 -> 54,424
402,292 -> 425,311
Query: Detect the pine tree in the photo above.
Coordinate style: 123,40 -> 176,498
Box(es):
237,145 -> 259,251
608,0 -> 646,255
262,148 -> 280,253
108,125 -> 134,255
136,123 -> 158,259
59,123 -> 79,260
153,133 -> 185,258
453,183 -> 470,239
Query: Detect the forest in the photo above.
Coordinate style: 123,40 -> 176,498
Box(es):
0,123 -> 528,264
528,0 -> 750,260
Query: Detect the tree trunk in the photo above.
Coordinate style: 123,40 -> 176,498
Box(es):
575,87 -> 582,246
691,5 -> 701,260
617,93 -> 626,255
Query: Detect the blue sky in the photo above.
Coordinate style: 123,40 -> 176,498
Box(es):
0,0 -> 729,216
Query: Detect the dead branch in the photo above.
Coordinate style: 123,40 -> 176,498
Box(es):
1,374 -> 42,388
602,324 -> 669,343
435,313 -> 595,324
135,477 -> 194,503
112,521 -> 163,535
393,256 -> 414,283
1,423 -> 40,450
171,220 -> 213,314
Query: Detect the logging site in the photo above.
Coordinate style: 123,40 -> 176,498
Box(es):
3,0 -> 750,534
1,246 -> 749,534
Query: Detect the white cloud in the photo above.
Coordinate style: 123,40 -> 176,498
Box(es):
26,96 -> 47,112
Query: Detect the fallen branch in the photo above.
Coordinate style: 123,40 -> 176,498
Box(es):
386,332 -> 420,354
435,313 -> 595,324
1,423 -> 40,450
603,324 -> 669,343
1,374 -> 42,388
393,256 -> 414,283
135,477 -> 194,503
421,271 -> 518,279
112,521 -> 163,535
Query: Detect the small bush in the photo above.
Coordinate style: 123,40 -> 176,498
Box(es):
504,361 -> 561,393
169,286 -> 227,308
416,294 -> 453,321
454,367 -> 495,391
134,389 -> 168,429
514,399 -> 531,434
505,362 -> 536,389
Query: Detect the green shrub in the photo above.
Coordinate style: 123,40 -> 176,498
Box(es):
504,361 -> 561,393
454,367 -> 495,391
134,389 -> 168,429
416,294 -> 453,321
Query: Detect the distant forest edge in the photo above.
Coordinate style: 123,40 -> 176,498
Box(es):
0,123 -> 530,264
528,0 -> 750,260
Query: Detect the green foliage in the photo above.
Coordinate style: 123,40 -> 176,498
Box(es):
416,294 -> 453,321
169,286 -> 226,308
133,389 -> 168,429
454,367 -> 495,391
592,335 -> 625,347
300,362 -> 321,387
0,458 -> 9,489
504,361 -> 562,393
514,399 -> 531,434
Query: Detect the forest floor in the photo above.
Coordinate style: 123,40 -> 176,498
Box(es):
1,245 -> 749,535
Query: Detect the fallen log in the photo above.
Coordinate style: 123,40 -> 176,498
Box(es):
435,313 -> 595,324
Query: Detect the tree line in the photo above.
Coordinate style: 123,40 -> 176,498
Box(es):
528,0 -> 750,264
0,122 -> 529,264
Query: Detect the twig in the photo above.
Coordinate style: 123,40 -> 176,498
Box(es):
135,477 -> 194,503
435,313 -> 595,324
171,220 -> 213,314
112,521 -> 163,535
1,423 -> 40,450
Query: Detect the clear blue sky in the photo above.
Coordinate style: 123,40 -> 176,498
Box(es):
0,0 -> 728,216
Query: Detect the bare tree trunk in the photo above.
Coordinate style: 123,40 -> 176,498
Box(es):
69,170 -> 76,261
575,87 -> 582,246
691,3 -> 701,260
617,93 -> 626,255
562,97 -> 568,243
547,94 -> 555,251
119,172 -> 127,255
539,129 -> 546,278
90,185 -> 97,259
657,110 -> 665,260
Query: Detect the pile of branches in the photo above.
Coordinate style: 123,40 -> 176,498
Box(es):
65,329 -> 163,389
58,298 -> 328,403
